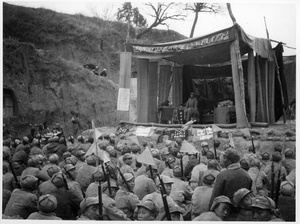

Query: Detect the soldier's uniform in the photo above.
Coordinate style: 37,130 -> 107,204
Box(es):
49,172 -> 82,220
198,159 -> 220,187
282,148 -> 296,175
260,152 -> 272,172
191,174 -> 215,219
133,170 -> 157,200
27,194 -> 62,220
39,165 -> 61,195
63,164 -> 84,200
190,156 -> 208,190
4,175 -> 39,219
263,152 -> 287,186
277,181 -> 295,221
170,166 -> 193,201
21,166 -> 50,183
233,188 -> 254,221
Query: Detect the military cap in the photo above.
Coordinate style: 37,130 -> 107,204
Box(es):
201,141 -> 209,147
137,200 -> 158,215
199,156 -> 208,165
122,146 -> 131,154
123,173 -> 134,182
27,156 -> 40,167
92,170 -> 104,182
39,194 -> 57,213
169,202 -> 184,214
40,138 -> 47,143
261,152 -> 270,160
161,147 -> 170,155
160,175 -> 173,184
251,196 -> 275,210
284,148 -> 294,158
63,151 -> 72,159
86,155 -> 97,165
49,153 -> 59,163
51,172 -> 65,188
249,158 -> 260,168
32,138 -> 40,146
122,153 -> 133,161
63,164 -> 76,172
272,151 -> 282,162
65,155 -> 77,165
109,133 -> 116,138
20,175 -> 38,189
166,156 -> 176,164
173,165 -> 182,178
47,165 -> 61,177
131,145 -> 140,153
210,195 -> 233,211
203,173 -> 215,185
206,151 -> 215,159
80,196 -> 99,212
274,144 -> 282,152
280,181 -> 295,196
22,136 -> 29,144
240,159 -> 250,170
76,150 -> 85,157
233,188 -> 252,207
224,148 -> 240,163
102,180 -> 118,192
207,159 -> 219,170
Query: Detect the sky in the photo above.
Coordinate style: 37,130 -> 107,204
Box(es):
2,0 -> 298,56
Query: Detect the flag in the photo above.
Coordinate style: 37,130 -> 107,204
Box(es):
239,128 -> 251,137
212,124 -> 222,133
85,142 -> 110,163
128,135 -> 140,146
180,140 -> 198,154
95,128 -> 102,139
228,132 -> 235,148
137,147 -> 155,166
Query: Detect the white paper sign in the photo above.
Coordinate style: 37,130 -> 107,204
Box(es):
135,126 -> 153,137
117,88 -> 130,111
195,127 -> 213,140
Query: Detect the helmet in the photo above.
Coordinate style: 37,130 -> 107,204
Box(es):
51,172 -> 65,188
27,156 -> 40,167
233,188 -> 252,206
63,164 -> 75,173
280,181 -> 295,196
210,195 -> 233,211
49,154 -> 59,163
47,165 -> 61,177
39,194 -> 57,213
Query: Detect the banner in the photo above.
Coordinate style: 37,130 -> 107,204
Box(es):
193,127 -> 213,141
135,126 -> 154,137
117,88 -> 130,111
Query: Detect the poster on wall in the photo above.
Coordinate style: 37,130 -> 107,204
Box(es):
117,88 -> 130,111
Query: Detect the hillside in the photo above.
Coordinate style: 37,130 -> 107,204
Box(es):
2,3 -> 187,137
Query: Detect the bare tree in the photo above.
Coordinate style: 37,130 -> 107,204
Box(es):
185,3 -> 224,38
88,2 -> 117,21
136,2 -> 187,39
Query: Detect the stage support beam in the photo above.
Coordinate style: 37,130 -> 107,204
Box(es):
137,59 -> 149,123
172,66 -> 183,107
148,62 -> 158,123
247,50 -> 256,122
230,30 -> 250,128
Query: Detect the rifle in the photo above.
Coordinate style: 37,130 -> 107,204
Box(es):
274,165 -> 282,207
8,160 -> 21,188
98,184 -> 103,220
251,135 -> 256,154
270,162 -> 275,199
158,175 -> 171,221
102,162 -> 112,197
62,172 -> 69,190
213,139 -> 218,161
180,158 -> 184,181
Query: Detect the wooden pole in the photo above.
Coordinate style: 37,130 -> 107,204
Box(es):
247,50 -> 256,122
227,3 -> 250,128
256,56 -> 265,122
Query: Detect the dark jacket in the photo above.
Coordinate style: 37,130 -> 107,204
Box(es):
277,194 -> 295,221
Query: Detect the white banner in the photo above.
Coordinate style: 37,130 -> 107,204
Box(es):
194,127 -> 213,141
135,126 -> 153,137
117,88 -> 130,111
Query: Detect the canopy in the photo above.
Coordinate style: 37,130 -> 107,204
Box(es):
127,24 -> 275,66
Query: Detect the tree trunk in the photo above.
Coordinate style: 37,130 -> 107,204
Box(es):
190,11 -> 199,38
136,23 -> 157,39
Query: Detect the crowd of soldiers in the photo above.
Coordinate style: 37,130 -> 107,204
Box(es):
2,124 -> 296,221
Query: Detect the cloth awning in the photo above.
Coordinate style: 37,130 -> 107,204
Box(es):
127,24 -> 276,66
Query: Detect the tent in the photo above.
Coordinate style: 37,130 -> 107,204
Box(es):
119,24 -> 288,128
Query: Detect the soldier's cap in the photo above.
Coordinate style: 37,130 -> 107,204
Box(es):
161,147 -> 170,155
20,175 -> 38,189
39,194 -> 57,213
137,200 -> 158,214
210,195 -> 233,211
199,156 -> 208,165
102,180 -> 118,192
207,159 -> 219,170
51,172 -> 65,187
40,137 -> 47,143
280,181 -> 295,196
109,133 -> 116,138
124,172 -> 134,182
63,164 -> 76,172
165,140 -> 172,146
274,144 -> 282,152
251,196 -> 275,210
201,141 -> 209,147
261,152 -> 270,160
166,156 -> 176,164
80,196 -> 99,212
206,151 -> 215,159
160,175 -> 173,184
173,165 -> 181,178
22,136 -> 29,143
131,145 -> 140,153
47,165 -> 61,177
284,148 -> 294,158
224,148 -> 240,163
233,188 -> 252,206
62,151 -> 72,159
76,150 -> 85,157
240,159 -> 250,170
168,202 -> 184,214
86,155 -> 97,165
65,156 -> 77,165
272,151 -> 282,162
203,173 -> 215,185
122,153 -> 133,161
27,156 -> 40,167
49,153 -> 59,163
32,138 -> 39,146
249,158 -> 260,168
